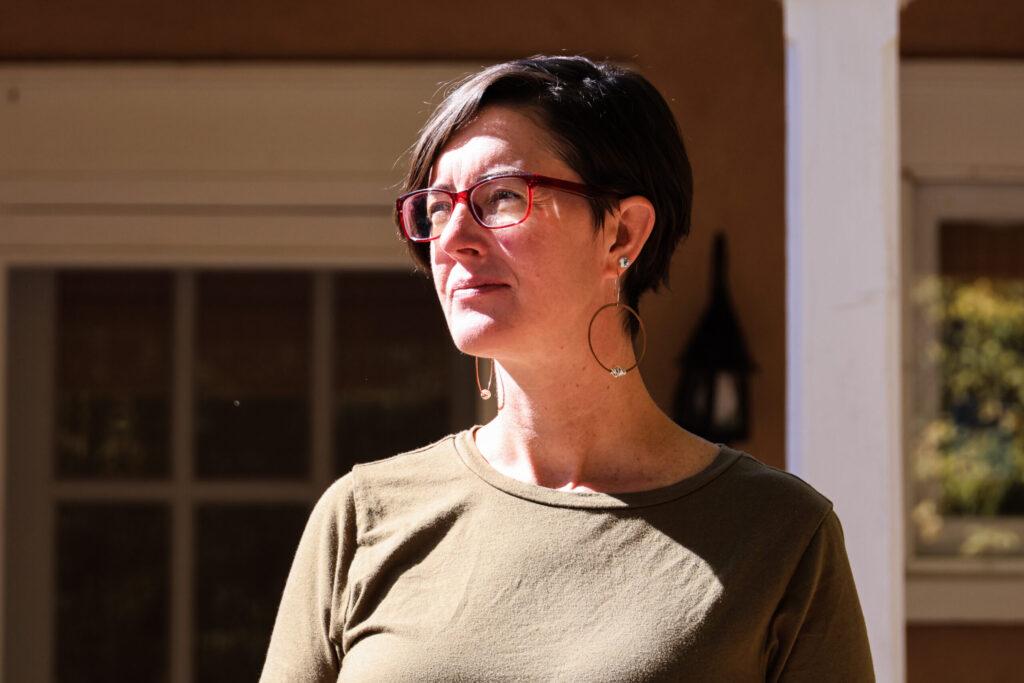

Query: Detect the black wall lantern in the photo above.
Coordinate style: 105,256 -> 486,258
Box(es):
672,232 -> 756,444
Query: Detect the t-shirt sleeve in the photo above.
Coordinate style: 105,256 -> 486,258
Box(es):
765,508 -> 875,683
260,475 -> 358,682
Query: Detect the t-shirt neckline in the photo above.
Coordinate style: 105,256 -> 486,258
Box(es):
453,426 -> 742,509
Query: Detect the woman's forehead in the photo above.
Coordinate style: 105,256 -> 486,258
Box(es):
428,106 -> 572,186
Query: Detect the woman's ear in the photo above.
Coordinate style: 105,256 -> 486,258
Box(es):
603,195 -> 656,278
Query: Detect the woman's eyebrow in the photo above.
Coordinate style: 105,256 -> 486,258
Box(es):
431,165 -> 526,190
479,165 -> 526,180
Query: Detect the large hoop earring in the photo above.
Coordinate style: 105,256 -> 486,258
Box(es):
475,357 -> 495,399
587,261 -> 647,377
587,304 -> 647,377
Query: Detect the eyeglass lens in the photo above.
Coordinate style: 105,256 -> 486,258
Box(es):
402,176 -> 530,240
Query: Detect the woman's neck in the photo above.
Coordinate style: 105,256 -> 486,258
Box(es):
473,358 -> 716,493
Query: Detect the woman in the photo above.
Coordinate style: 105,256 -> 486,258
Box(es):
262,56 -> 874,682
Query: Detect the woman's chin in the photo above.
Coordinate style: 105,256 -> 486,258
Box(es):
447,317 -> 511,357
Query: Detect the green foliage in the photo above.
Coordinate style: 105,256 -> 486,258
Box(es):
913,276 -> 1024,516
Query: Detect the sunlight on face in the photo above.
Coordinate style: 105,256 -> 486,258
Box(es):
428,106 -> 610,365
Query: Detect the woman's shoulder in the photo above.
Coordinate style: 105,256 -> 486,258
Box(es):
350,431 -> 467,486
311,431 -> 474,518
713,445 -> 836,527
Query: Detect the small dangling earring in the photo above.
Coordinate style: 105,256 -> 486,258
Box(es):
475,356 -> 495,400
587,256 -> 647,378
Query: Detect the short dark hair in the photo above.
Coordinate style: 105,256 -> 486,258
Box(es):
398,55 -> 693,337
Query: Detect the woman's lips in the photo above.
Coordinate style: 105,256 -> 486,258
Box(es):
452,284 -> 510,298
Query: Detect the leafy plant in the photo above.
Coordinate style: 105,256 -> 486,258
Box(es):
912,276 -> 1024,517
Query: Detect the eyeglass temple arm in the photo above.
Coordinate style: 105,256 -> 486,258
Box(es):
530,175 -> 617,199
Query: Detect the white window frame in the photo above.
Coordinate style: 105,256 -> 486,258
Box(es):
0,62 -> 491,681
901,60 -> 1024,622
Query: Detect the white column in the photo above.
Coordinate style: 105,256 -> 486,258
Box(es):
783,1 -> 905,681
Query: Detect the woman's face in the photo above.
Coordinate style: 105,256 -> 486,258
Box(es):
428,105 -> 613,365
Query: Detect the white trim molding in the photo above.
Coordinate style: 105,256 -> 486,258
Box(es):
901,61 -> 1024,185
0,62 -> 479,269
784,1 -> 905,681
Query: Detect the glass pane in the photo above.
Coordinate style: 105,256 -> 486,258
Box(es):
195,503 -> 310,682
56,503 -> 169,683
910,219 -> 1024,559
195,272 -> 311,479
334,272 -> 464,474
56,271 -> 173,479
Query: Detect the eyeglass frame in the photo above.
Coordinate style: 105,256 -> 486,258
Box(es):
395,172 -> 616,243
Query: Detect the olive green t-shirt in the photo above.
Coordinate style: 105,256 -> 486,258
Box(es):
261,428 -> 874,682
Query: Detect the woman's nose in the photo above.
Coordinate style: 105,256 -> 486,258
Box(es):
437,200 -> 486,257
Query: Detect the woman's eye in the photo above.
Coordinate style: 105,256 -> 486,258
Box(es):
484,188 -> 525,205
427,200 -> 452,217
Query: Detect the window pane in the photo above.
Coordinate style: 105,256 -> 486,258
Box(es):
56,503 -> 169,682
56,271 -> 173,479
195,272 -> 311,479
195,503 -> 309,682
334,272 -> 465,474
910,220 -> 1024,559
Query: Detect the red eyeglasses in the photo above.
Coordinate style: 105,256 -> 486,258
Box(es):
395,172 -> 612,242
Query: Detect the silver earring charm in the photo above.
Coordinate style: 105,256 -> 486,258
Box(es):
475,357 -> 494,400
619,256 -> 631,268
